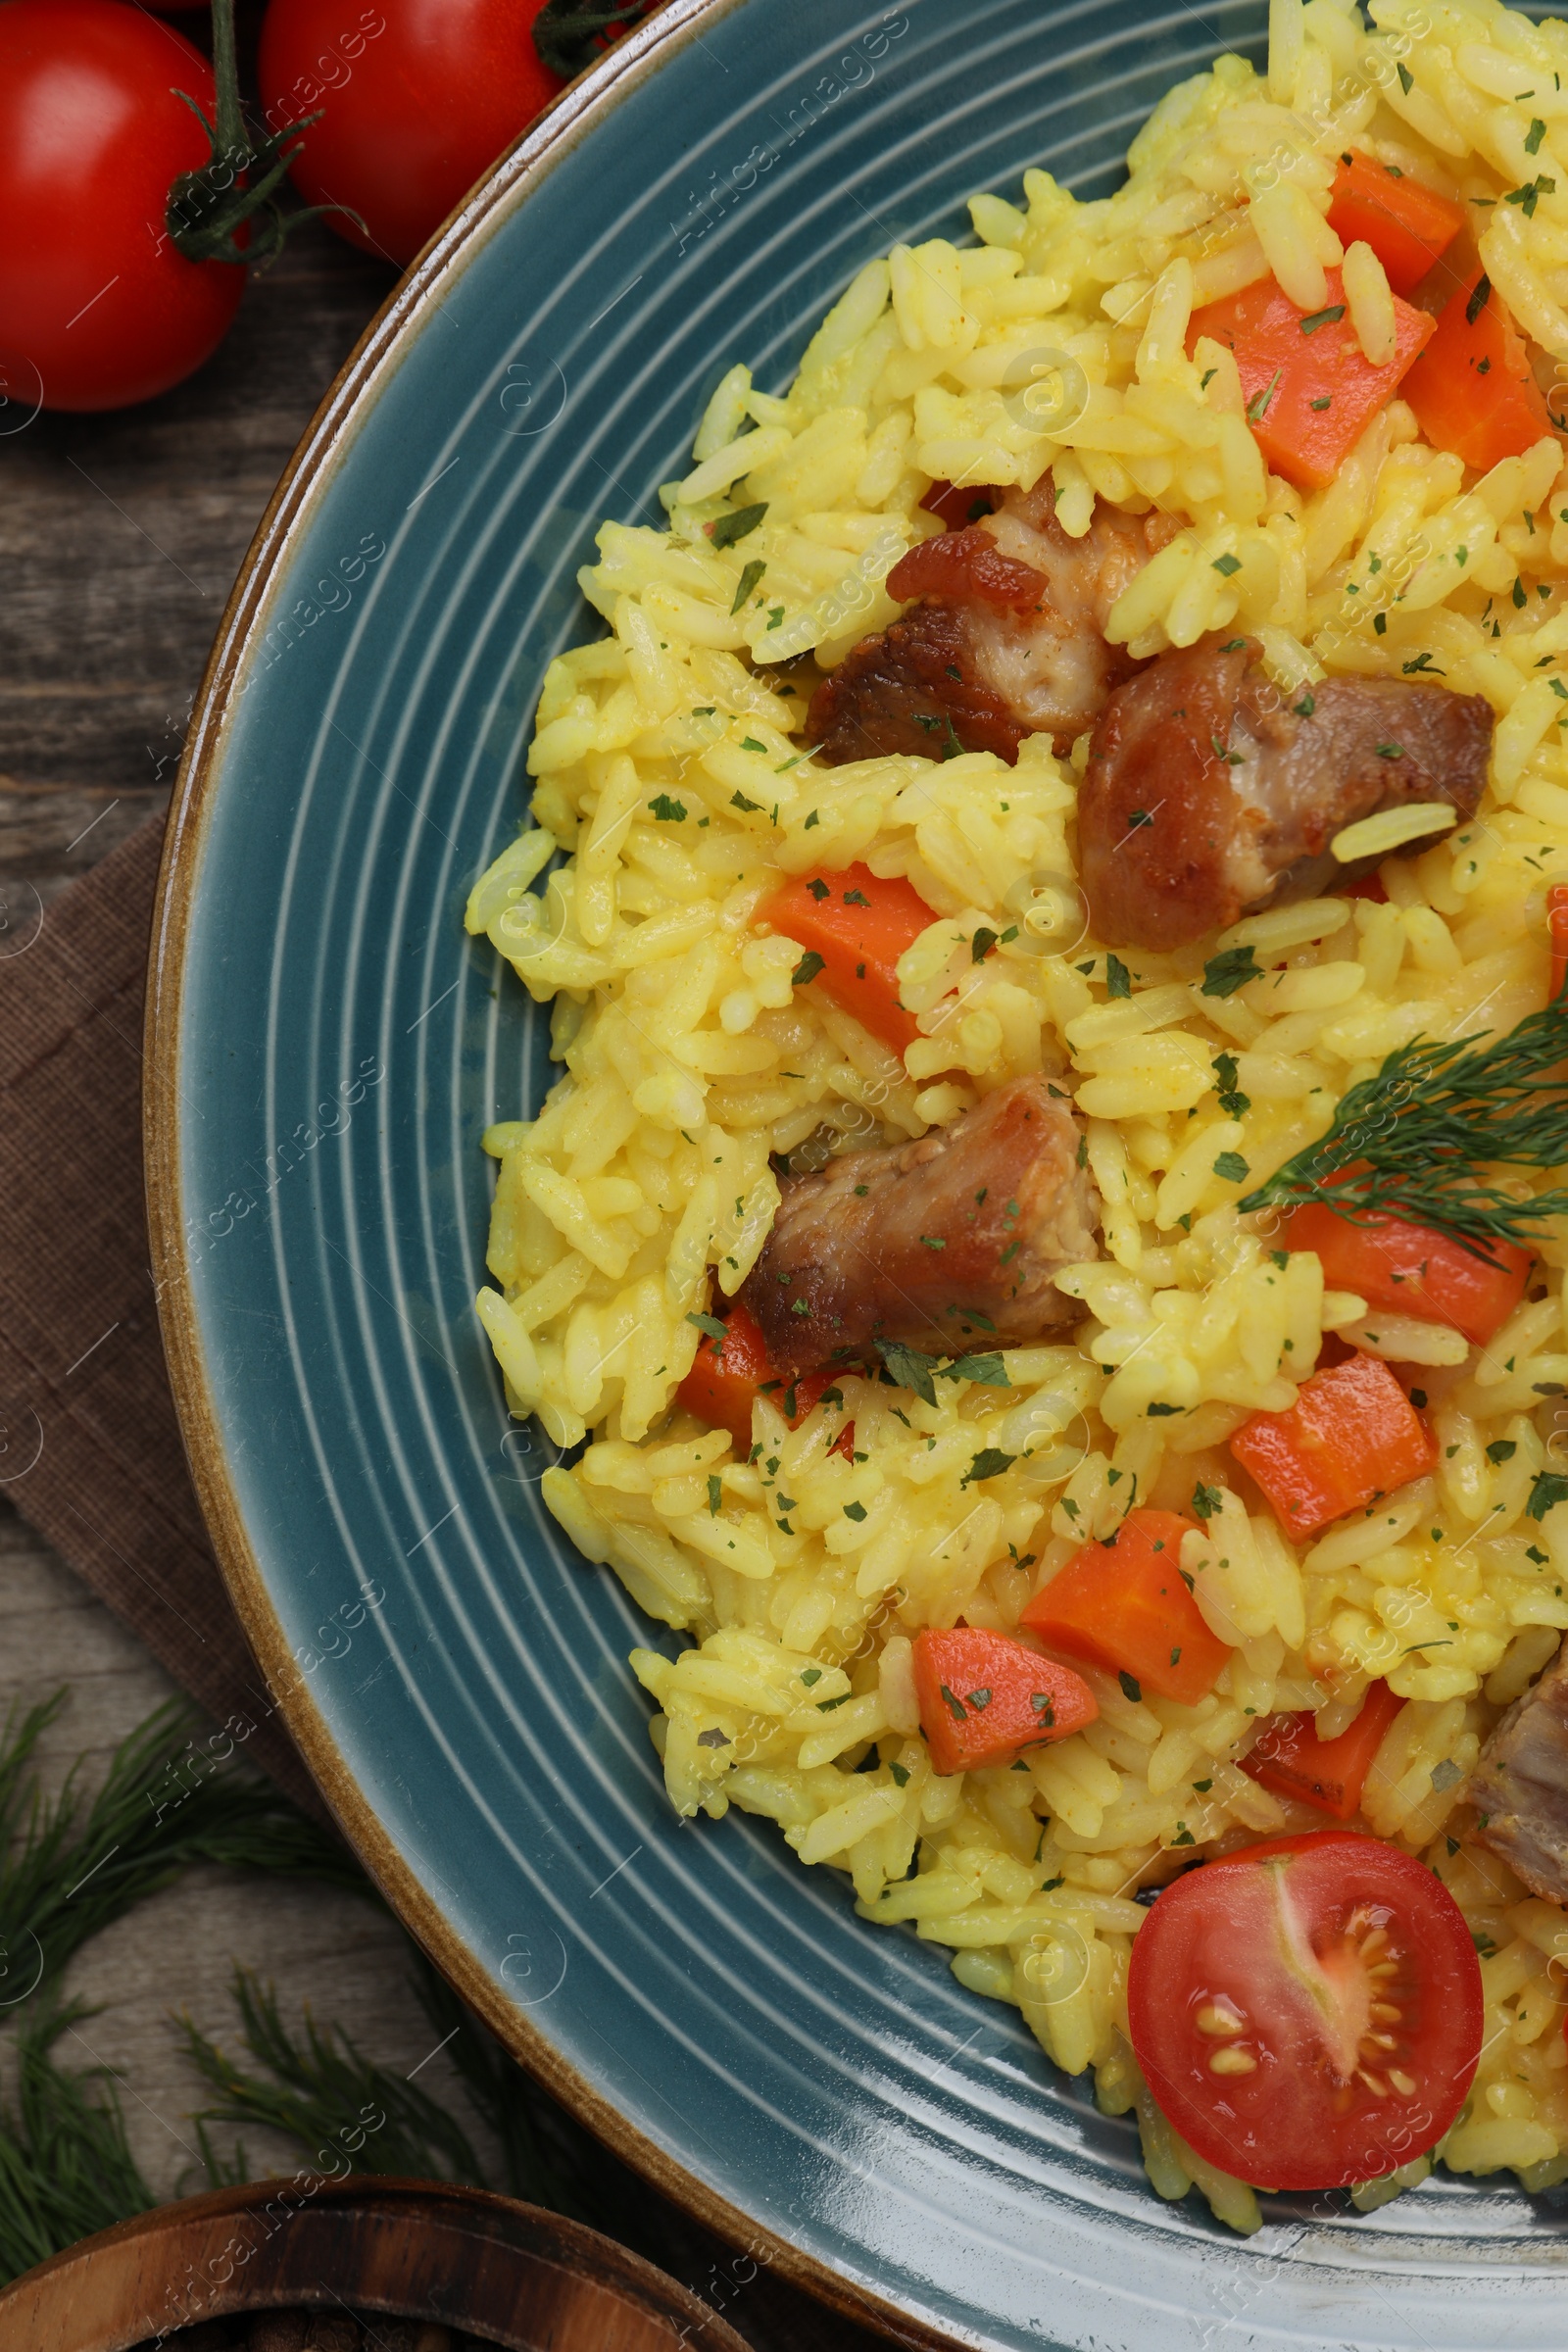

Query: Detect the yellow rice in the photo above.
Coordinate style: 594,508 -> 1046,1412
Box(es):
468,0 -> 1568,2229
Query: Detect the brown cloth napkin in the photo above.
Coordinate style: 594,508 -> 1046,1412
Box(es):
0,813 -> 320,1815
0,812 -> 898,2352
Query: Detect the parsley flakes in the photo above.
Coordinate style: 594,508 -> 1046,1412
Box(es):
710,502 -> 768,548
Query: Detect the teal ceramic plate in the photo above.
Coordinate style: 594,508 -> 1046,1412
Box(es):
148,2 -> 1568,2342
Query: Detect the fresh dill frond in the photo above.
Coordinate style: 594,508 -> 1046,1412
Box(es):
0,1693 -> 634,2277
178,1959 -> 652,2240
178,1966 -> 484,2185
1240,998 -> 1568,1252
0,2001 -> 155,2282
0,1693 -> 365,2002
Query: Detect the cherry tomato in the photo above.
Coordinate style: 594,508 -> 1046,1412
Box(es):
0,0 -> 244,413
258,0 -> 566,268
1127,1830 -> 1482,2191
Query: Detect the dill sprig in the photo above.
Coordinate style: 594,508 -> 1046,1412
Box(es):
0,1692 -> 643,2280
0,1693 -> 365,2000
1240,997 -> 1568,1252
176,1966 -> 485,2185
0,2001 -> 156,2282
176,1958 -> 634,2230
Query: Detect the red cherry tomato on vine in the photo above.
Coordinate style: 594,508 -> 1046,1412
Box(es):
0,0 -> 245,413
258,0 -> 569,269
1127,1831 -> 1482,2191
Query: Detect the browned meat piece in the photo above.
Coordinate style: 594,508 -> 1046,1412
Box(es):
801,601 -> 1027,765
1472,1637 -> 1568,1903
739,1076 -> 1100,1380
892,522 -> 1049,611
808,481 -> 1179,765
1077,636 -> 1494,952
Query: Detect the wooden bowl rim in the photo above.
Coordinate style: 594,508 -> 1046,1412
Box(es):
0,2174 -> 754,2350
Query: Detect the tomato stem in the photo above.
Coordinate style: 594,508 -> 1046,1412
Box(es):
167,0 -> 363,269
532,0 -> 665,81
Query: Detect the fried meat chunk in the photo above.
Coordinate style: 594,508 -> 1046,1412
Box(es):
808,482 -> 1178,766
739,1077 -> 1100,1380
1472,1637 -> 1568,1904
1078,636 -> 1494,952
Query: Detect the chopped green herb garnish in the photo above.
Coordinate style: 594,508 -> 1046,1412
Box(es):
710,502 -> 768,548
1246,368 -> 1283,422
1528,1471 -> 1568,1522
1200,944 -> 1261,999
1214,1050 -> 1250,1118
1299,303 -> 1346,335
730,559 -> 765,614
962,1448 -> 1017,1487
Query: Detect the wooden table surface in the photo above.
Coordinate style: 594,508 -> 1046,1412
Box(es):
0,27 -> 888,2350
2,196 -> 395,912
0,32 -> 466,2207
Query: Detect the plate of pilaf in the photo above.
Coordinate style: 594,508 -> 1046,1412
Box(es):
152,0 -> 1568,2342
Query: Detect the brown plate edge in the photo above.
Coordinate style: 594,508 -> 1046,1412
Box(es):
140,12 -> 958,2352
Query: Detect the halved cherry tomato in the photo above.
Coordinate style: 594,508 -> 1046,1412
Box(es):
1287,1200 -> 1531,1347
1020,1508 -> 1230,1705
1230,1352 -> 1437,1540
913,1627 -> 1097,1774
1241,1679 -> 1404,1820
757,864 -> 935,1056
1127,1829 -> 1483,2189
1327,152 -> 1464,298
676,1300 -> 839,1450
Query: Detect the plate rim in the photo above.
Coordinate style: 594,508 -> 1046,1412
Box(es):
141,6 -> 957,2344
